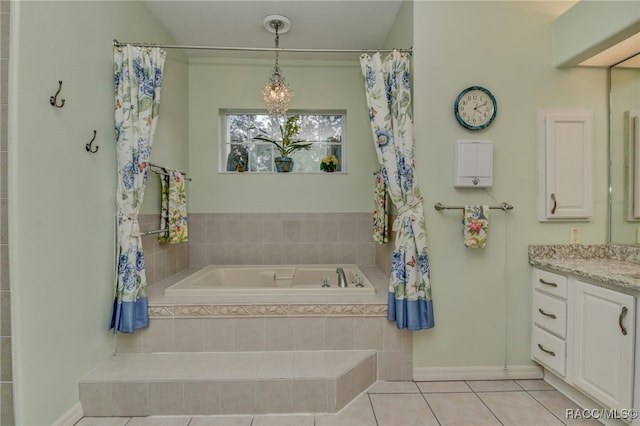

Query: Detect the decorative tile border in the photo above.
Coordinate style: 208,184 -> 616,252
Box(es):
148,303 -> 387,319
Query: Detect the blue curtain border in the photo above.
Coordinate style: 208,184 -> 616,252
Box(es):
111,297 -> 149,333
388,291 -> 434,331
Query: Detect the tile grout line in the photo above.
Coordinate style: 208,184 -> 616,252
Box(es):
524,387 -> 570,426
516,379 -> 570,425
366,392 -> 380,426
416,387 -> 443,426
464,380 -> 506,426
467,379 -> 571,426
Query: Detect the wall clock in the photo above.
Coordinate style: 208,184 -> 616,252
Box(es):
454,86 -> 497,131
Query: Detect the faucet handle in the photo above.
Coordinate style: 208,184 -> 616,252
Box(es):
355,274 -> 364,287
321,276 -> 330,288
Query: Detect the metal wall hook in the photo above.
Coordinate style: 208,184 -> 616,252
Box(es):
49,80 -> 65,108
85,130 -> 98,153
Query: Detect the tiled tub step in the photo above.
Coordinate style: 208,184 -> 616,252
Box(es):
80,350 -> 377,417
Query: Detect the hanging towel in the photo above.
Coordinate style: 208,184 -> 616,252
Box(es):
463,205 -> 489,248
159,168 -> 189,244
373,168 -> 388,243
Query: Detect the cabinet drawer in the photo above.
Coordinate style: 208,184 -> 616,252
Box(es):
533,326 -> 566,377
533,291 -> 567,338
533,269 -> 567,299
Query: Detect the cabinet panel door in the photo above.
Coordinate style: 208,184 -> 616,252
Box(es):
537,110 -> 593,220
573,280 -> 635,410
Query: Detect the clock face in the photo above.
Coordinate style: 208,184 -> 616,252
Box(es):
454,86 -> 497,130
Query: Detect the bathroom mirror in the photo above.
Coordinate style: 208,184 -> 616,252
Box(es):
609,52 -> 640,245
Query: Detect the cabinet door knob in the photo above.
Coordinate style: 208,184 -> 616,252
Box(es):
550,193 -> 557,214
538,308 -> 557,319
619,306 -> 628,336
537,343 -> 556,357
539,279 -> 558,288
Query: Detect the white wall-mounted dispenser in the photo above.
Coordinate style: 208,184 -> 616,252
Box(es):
454,140 -> 493,187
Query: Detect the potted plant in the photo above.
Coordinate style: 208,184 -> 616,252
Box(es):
320,155 -> 339,172
252,115 -> 312,172
228,145 -> 247,172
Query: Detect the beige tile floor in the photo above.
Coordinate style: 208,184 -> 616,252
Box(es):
75,379 -> 602,426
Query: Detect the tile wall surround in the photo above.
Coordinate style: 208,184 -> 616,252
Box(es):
0,1 -> 12,424
374,213 -> 395,275
186,212 -> 377,270
139,214 -> 189,285
142,212 -> 384,286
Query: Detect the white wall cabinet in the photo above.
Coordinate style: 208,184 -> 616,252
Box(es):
537,110 -> 593,221
531,268 -> 637,422
573,280 -> 635,411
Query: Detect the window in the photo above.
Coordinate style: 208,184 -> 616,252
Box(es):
221,111 -> 345,173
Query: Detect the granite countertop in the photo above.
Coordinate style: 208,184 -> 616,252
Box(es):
529,244 -> 640,292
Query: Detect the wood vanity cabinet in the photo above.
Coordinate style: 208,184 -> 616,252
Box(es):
532,268 -> 636,416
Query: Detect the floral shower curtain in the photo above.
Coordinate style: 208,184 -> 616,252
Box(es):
360,51 -> 434,331
111,45 -> 166,333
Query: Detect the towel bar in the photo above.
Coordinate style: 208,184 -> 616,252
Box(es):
140,229 -> 168,236
434,202 -> 513,211
148,162 -> 192,181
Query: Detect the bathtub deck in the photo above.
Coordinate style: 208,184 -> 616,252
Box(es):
146,265 -> 390,304
79,350 -> 377,416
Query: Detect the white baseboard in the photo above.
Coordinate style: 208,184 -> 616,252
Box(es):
413,364 -> 543,381
52,402 -> 83,426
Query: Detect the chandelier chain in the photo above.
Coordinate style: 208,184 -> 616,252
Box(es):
273,22 -> 281,73
273,20 -> 282,42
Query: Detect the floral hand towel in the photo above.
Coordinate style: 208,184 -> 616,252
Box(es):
159,168 -> 188,244
373,169 -> 388,243
463,205 -> 489,248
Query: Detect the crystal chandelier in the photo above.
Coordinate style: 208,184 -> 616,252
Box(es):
262,16 -> 293,116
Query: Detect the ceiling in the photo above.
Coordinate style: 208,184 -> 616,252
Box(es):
579,32 -> 640,68
142,1 -> 404,59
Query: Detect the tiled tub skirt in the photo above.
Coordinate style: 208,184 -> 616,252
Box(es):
82,302 -> 412,417
115,302 -> 412,381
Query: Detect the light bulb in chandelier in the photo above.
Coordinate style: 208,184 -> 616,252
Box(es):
262,71 -> 293,116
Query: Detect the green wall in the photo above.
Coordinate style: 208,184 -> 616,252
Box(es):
9,2 -> 187,424
188,57 -> 377,213
411,1 -> 608,370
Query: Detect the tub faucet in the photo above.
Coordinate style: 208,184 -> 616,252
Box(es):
336,267 -> 347,288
